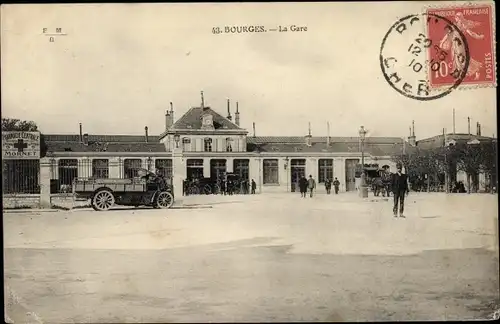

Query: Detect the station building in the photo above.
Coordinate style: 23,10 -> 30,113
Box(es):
41,97 -> 409,196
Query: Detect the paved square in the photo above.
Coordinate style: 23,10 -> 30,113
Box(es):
4,193 -> 499,322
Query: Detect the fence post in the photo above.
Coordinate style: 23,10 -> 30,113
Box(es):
39,158 -> 52,208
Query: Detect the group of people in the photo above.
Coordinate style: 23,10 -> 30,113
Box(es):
218,178 -> 257,195
294,163 -> 410,219
297,175 -> 340,198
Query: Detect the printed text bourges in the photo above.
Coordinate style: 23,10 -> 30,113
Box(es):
212,25 -> 307,34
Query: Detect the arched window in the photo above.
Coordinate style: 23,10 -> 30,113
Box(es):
182,137 -> 191,151
226,137 -> 233,152
204,138 -> 213,152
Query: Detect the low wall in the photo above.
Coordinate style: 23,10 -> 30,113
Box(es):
3,195 -> 41,209
51,195 -> 90,209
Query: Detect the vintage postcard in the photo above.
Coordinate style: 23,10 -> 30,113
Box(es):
2,1 -> 498,322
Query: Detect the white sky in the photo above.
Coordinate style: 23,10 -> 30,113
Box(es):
1,2 -> 496,139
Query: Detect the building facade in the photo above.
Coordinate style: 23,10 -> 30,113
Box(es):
40,99 -> 408,196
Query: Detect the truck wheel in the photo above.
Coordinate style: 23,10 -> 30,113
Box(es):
156,191 -> 174,209
92,189 -> 115,211
203,184 -> 212,195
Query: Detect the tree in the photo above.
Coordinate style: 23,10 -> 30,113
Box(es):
2,118 -> 38,131
455,142 -> 484,193
392,147 -> 448,192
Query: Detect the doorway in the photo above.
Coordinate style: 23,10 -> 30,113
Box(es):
345,158 -> 360,191
290,159 -> 306,192
210,159 -> 227,180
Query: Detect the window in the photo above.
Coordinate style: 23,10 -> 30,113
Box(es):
58,159 -> 78,192
204,138 -> 212,152
123,159 -> 142,178
318,159 -> 334,183
92,159 -> 109,178
263,159 -> 279,184
155,159 -> 172,179
226,137 -> 233,152
187,159 -> 204,180
234,159 -> 249,181
182,137 -> 191,151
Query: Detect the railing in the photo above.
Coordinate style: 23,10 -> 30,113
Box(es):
2,160 -> 41,194
49,159 -> 173,194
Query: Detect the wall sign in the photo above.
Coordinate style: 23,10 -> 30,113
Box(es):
2,131 -> 41,159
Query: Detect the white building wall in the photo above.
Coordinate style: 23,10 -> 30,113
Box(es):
203,158 -> 211,178
226,157 -> 234,172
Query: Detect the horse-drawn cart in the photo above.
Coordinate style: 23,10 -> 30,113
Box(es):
73,169 -> 174,211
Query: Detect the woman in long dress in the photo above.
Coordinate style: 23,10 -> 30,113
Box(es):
439,12 -> 485,80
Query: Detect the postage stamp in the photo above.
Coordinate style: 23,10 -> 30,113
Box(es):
426,3 -> 496,89
380,13 -> 470,101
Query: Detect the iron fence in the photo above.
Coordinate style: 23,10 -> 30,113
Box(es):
49,158 -> 173,194
2,159 -> 41,194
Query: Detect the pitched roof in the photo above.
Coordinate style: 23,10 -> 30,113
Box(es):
44,134 -> 161,143
416,133 -> 495,149
247,137 -> 414,156
247,136 -> 407,145
170,107 -> 243,130
43,134 -> 166,153
45,141 -> 167,153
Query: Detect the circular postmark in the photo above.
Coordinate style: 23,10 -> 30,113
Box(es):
379,13 -> 470,101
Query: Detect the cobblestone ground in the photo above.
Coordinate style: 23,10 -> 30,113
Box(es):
4,192 -> 499,322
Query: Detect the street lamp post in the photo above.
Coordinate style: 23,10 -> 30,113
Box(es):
466,139 -> 481,194
359,126 -> 368,198
284,157 -> 289,192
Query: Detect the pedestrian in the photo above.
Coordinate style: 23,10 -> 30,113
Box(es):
307,175 -> 316,198
325,178 -> 332,194
333,177 -> 340,194
251,179 -> 256,194
391,163 -> 409,218
298,176 -> 308,198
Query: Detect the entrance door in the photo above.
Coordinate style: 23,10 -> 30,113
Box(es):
210,159 -> 227,180
345,159 -> 359,191
233,159 -> 249,181
290,159 -> 306,192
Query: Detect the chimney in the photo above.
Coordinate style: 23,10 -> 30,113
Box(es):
326,122 -> 330,146
165,102 -> 174,130
305,122 -> 312,147
478,123 -> 482,136
79,123 -> 83,143
408,120 -> 416,146
253,122 -> 256,137
201,91 -> 205,109
227,99 -> 232,121
468,117 -> 471,135
170,101 -> 174,123
145,126 -> 149,142
235,102 -> 240,126
83,133 -> 89,146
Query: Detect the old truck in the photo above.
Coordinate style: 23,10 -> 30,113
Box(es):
73,168 -> 174,211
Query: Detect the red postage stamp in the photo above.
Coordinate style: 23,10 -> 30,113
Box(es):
426,4 -> 496,88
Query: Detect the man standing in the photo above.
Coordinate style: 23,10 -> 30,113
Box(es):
307,175 -> 316,198
325,178 -> 332,194
333,177 -> 340,194
391,163 -> 409,218
299,176 -> 308,198
251,179 -> 256,194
